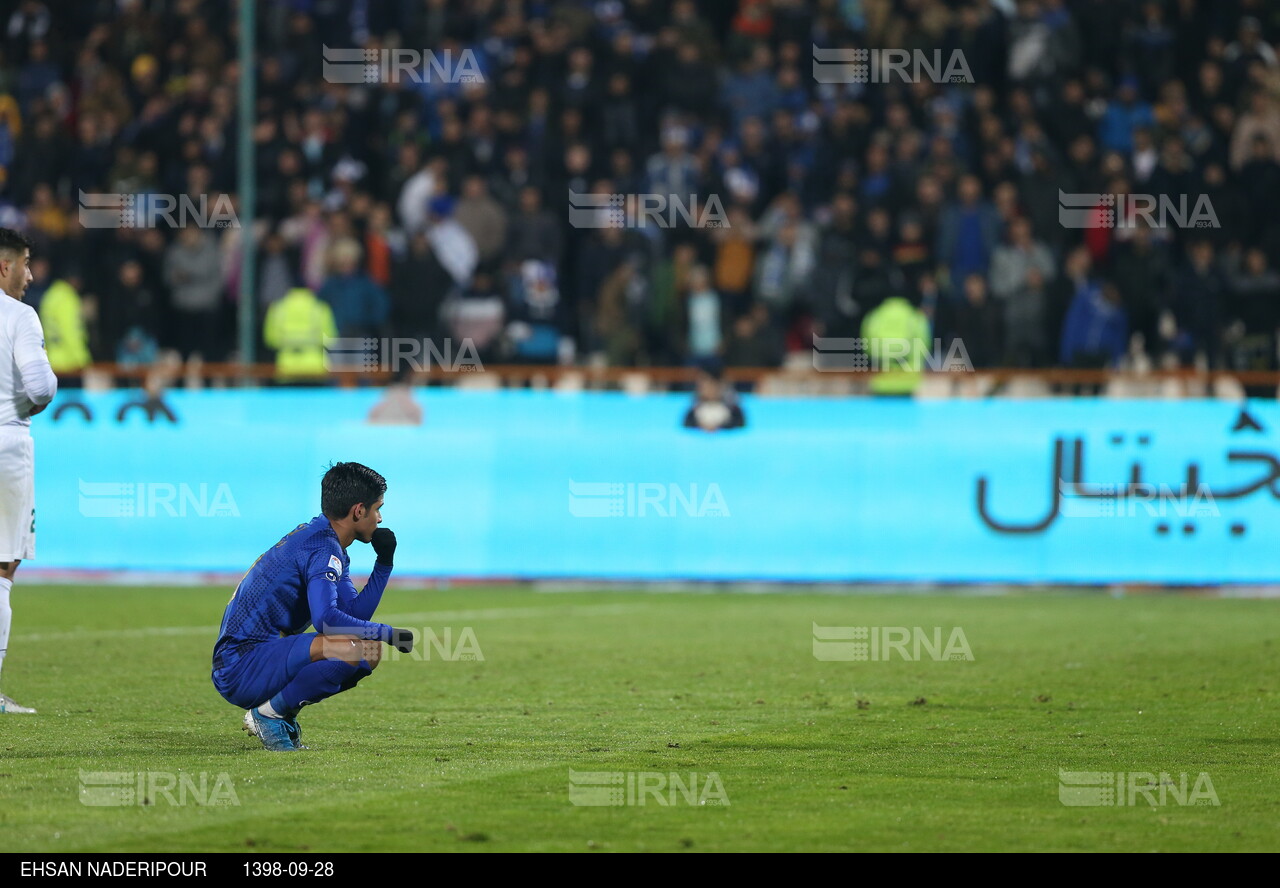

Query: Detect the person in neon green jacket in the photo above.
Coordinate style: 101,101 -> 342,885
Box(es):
38,278 -> 91,374
263,287 -> 337,379
860,295 -> 931,396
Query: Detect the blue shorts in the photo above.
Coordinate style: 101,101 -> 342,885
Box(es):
212,633 -> 317,709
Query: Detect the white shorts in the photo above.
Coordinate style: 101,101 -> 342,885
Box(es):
0,428 -> 35,562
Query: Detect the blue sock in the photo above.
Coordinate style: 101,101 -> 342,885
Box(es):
269,659 -> 371,717
339,660 -> 374,693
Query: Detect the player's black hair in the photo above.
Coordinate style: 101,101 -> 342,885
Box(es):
0,227 -> 32,259
321,462 -> 387,519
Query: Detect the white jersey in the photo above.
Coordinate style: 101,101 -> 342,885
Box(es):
0,289 -> 54,429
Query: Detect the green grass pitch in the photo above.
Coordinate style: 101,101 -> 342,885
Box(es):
0,585 -> 1276,852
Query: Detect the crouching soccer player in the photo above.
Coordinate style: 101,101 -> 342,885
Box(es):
212,462 -> 414,751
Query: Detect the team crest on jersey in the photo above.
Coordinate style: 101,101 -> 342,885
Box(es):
325,554 -> 342,581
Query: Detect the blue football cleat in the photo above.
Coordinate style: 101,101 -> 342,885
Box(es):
242,708 -> 298,752
282,716 -> 309,750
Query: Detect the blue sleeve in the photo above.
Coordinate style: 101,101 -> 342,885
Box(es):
335,570 -> 359,612
343,562 -> 391,622
305,547 -> 392,641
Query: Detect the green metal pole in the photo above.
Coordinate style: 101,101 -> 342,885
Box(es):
237,0 -> 257,369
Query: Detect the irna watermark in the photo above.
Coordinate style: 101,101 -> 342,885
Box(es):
323,337 -> 483,373
1058,190 -> 1219,230
383,627 -> 484,662
812,624 -> 974,661
568,770 -> 729,807
567,190 -> 728,230
568,481 -> 729,518
1058,770 -> 1219,807
78,191 -> 238,230
812,335 -> 973,372
78,480 -> 240,518
78,770 -> 239,807
321,46 -> 484,85
812,46 -> 973,84
1058,481 -> 1219,520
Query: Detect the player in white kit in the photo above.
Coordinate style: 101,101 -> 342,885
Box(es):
0,228 -> 56,714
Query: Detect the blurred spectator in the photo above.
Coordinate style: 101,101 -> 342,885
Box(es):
397,155 -> 444,235
711,205 -> 757,317
507,259 -> 564,365
1237,133 -> 1280,247
506,186 -> 562,266
116,326 -> 157,369
453,175 -> 507,268
937,175 -> 1001,290
444,272 -> 506,366
753,214 -> 815,317
164,227 -> 222,359
723,44 -> 778,131
724,302 -> 783,370
257,230 -> 295,310
362,202 -> 399,289
594,257 -> 643,367
685,265 -> 722,371
1110,225 -> 1171,361
1199,162 -> 1248,248
891,215 -> 934,296
425,194 -> 478,288
367,367 -> 423,426
810,192 -> 859,338
1098,76 -> 1155,154
1224,17 -> 1278,88
1170,239 -> 1227,367
1061,279 -> 1128,369
391,231 -> 449,344
103,259 -> 160,362
990,216 -> 1054,365
0,0 -> 1273,379
648,241 -> 695,364
682,367 -> 746,432
318,238 -> 389,339
950,274 -> 1002,369
646,124 -> 700,207
1226,247 -> 1280,370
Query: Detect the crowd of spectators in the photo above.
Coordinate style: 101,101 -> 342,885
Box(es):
4,0 -> 1280,376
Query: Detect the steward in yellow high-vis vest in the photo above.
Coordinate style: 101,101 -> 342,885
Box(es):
263,287 -> 337,379
39,278 -> 91,373
861,296 -> 931,396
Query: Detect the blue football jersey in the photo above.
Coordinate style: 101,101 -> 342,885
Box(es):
213,515 -> 391,669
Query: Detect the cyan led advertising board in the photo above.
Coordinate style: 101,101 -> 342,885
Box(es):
29,390 -> 1280,583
